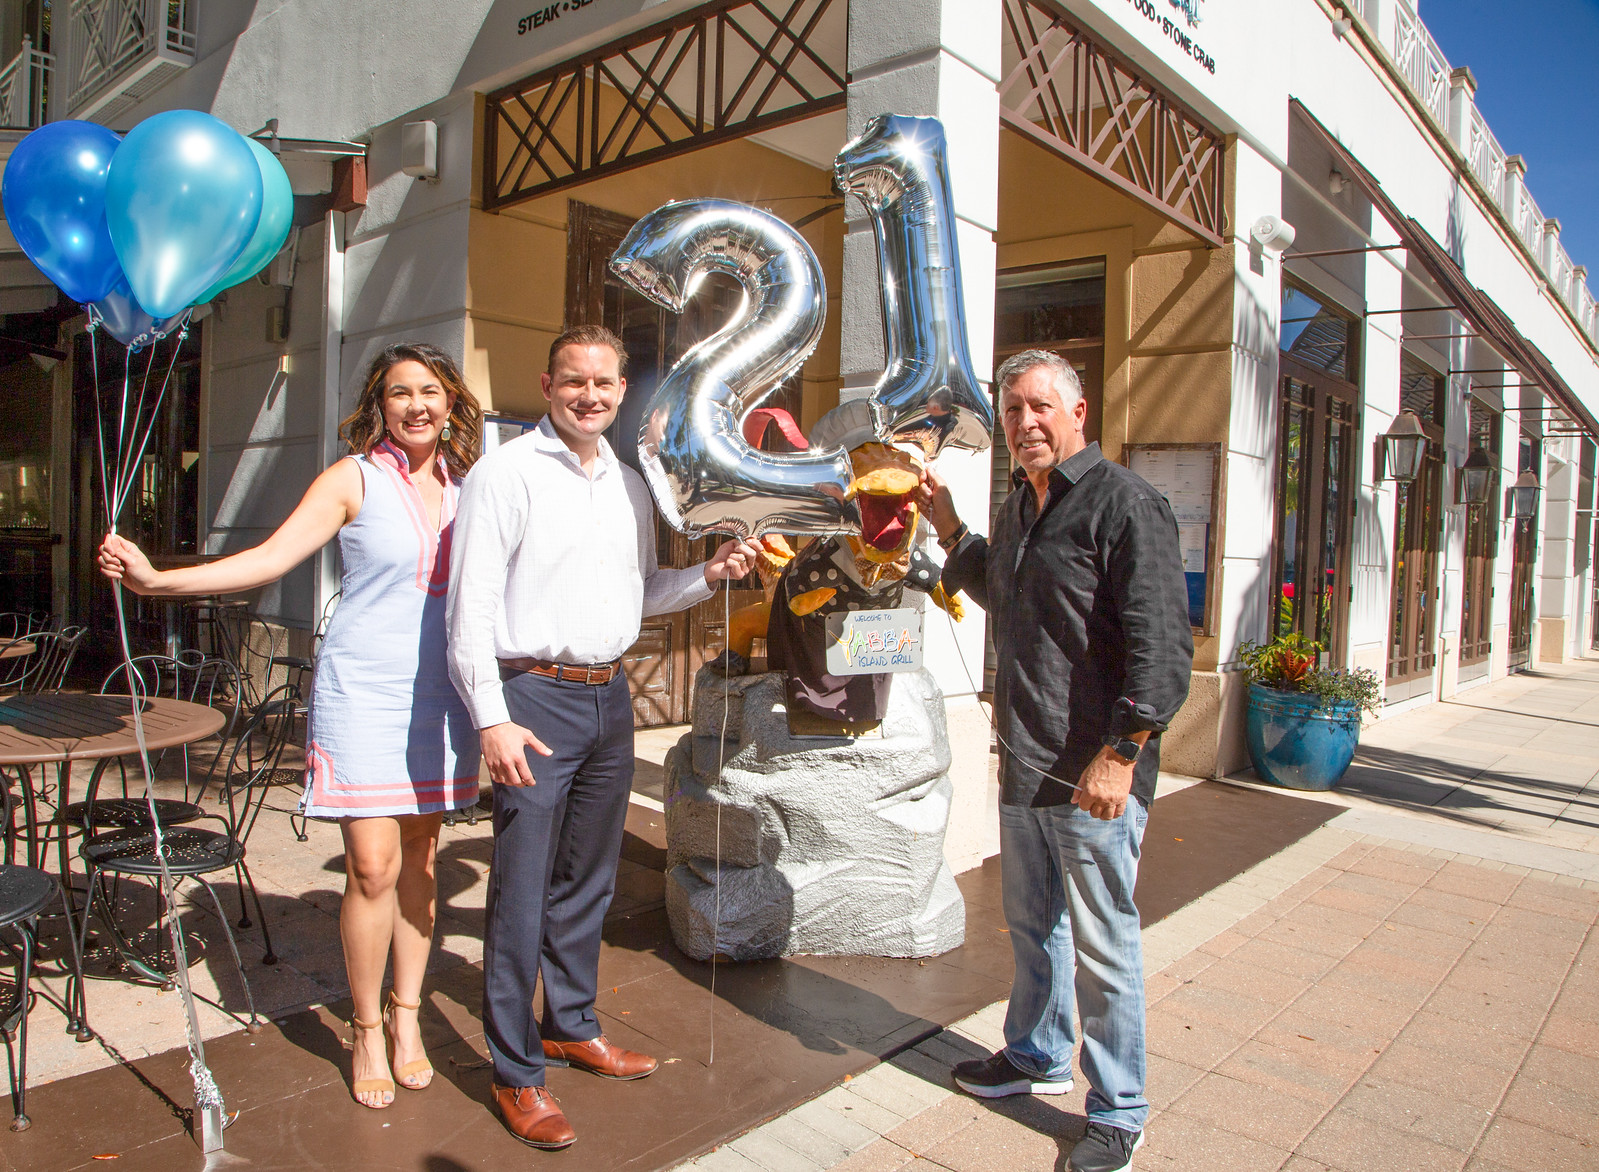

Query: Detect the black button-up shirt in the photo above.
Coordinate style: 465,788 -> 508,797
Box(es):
941,442 -> 1193,808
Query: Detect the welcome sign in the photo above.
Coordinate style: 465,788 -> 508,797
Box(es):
824,609 -> 924,676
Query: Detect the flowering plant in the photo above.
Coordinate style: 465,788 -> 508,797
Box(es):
1237,632 -> 1382,715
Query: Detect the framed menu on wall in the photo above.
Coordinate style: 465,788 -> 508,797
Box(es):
1121,442 -> 1224,635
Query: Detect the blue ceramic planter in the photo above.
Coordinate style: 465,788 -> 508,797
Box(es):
1244,684 -> 1361,791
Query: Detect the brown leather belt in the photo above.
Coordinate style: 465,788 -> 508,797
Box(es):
498,656 -> 622,686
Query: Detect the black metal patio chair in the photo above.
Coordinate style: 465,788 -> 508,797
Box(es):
1,626 -> 85,694
0,774 -> 90,1132
64,654 -> 245,837
0,612 -> 56,642
74,682 -> 301,1028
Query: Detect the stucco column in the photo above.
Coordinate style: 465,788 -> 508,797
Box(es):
1489,376 -> 1517,679
1212,137 -> 1285,777
1446,66 -> 1477,155
844,0 -> 1000,871
1352,224 -> 1406,689
1537,436 -> 1577,663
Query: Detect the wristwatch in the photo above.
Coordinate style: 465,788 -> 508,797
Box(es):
1102,734 -> 1142,763
937,521 -> 968,551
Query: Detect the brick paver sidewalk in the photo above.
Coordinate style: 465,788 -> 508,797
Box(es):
684,660 -> 1599,1172
687,829 -> 1597,1172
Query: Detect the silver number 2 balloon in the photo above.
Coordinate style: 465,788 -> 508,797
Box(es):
609,115 -> 993,538
612,200 -> 857,538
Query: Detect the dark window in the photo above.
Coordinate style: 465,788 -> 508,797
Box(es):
985,260 -> 1108,693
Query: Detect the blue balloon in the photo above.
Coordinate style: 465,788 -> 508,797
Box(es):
90,278 -> 185,349
0,120 -> 123,304
194,137 -> 295,305
105,110 -> 262,319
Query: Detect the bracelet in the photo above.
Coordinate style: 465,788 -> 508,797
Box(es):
938,522 -> 968,551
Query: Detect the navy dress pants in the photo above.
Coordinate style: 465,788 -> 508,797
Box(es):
483,670 -> 634,1088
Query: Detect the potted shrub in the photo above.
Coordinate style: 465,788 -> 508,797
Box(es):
1237,633 -> 1382,791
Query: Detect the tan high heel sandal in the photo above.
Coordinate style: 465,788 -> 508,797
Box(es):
386,992 -> 434,1091
349,1016 -> 395,1108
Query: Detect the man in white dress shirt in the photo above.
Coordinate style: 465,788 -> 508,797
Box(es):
448,325 -> 757,1149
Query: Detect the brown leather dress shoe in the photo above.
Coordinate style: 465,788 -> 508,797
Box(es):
491,1082 -> 576,1149
542,1035 -> 659,1080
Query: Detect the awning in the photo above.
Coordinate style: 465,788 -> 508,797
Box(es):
1290,100 -> 1597,443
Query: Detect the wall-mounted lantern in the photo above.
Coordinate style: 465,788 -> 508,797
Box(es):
1455,446 -> 1495,508
1377,411 -> 1428,483
1506,469 -> 1542,521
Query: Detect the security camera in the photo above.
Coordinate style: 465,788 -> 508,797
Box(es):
1250,215 -> 1297,254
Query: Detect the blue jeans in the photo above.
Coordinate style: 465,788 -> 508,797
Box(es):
999,799 -> 1149,1132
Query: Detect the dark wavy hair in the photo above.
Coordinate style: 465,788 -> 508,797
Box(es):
338,342 -> 483,478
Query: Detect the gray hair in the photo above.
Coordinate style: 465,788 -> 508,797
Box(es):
994,349 -> 1083,407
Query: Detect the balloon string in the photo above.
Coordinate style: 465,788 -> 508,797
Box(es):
113,318 -> 190,515
709,576 -> 729,1066
937,585 -> 1082,794
87,320 -> 226,1126
114,346 -> 132,491
88,322 -> 114,533
113,342 -> 161,513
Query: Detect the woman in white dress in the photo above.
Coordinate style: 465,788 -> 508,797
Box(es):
99,343 -> 482,1109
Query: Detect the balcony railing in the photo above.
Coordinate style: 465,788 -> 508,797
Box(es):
1356,0 -> 1598,348
0,37 -> 52,128
61,0 -> 197,122
1390,1 -> 1448,127
1461,103 -> 1507,208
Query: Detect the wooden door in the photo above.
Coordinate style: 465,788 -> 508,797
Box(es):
1507,519 -> 1535,673
1459,404 -> 1500,667
1506,434 -> 1539,674
1385,360 -> 1446,698
566,201 -> 764,725
1385,452 -> 1442,694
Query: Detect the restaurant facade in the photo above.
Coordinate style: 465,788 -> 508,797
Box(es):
1,0 -> 1596,868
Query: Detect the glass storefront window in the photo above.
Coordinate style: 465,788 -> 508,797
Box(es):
1398,355 -> 1445,426
1275,381 -> 1309,638
1273,281 -> 1359,665
1321,399 -> 1355,647
1280,283 -> 1356,381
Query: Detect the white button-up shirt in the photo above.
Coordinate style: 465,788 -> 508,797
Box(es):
447,417 -> 713,729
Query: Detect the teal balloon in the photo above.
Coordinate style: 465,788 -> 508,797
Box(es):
194,137 -> 294,304
105,110 -> 262,319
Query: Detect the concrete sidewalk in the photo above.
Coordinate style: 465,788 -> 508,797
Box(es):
681,662 -> 1599,1172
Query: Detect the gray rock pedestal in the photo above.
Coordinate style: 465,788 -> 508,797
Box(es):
662,667 -> 966,961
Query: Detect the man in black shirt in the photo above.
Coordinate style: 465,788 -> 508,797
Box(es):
923,349 -> 1191,1172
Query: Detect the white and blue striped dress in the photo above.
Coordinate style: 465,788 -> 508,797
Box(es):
300,440 -> 480,818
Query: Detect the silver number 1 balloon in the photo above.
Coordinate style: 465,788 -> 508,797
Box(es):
611,115 -> 992,538
611,199 -> 858,538
835,114 -> 993,455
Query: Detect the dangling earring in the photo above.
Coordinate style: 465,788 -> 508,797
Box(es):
440,419 -> 453,442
